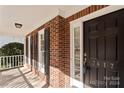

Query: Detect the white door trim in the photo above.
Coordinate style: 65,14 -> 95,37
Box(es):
70,21 -> 83,88
38,28 -> 45,73
70,5 -> 124,88
70,6 -> 124,25
24,37 -> 27,67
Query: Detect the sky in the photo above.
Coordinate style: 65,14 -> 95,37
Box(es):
0,36 -> 24,48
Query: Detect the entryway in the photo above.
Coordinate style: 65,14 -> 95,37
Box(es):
70,7 -> 124,88
83,9 -> 124,88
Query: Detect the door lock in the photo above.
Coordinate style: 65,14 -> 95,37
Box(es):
97,62 -> 100,67
110,63 -> 114,69
83,53 -> 87,65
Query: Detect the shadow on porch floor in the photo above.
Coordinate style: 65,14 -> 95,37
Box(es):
0,67 -> 52,88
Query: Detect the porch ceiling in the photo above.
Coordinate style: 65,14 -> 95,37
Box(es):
0,5 -> 88,37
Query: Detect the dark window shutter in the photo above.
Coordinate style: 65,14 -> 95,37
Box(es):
26,37 -> 28,64
36,33 -> 38,70
30,35 -> 33,66
44,28 -> 50,75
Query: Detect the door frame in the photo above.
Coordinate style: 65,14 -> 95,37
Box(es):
38,28 -> 45,73
70,21 -> 83,88
70,6 -> 124,88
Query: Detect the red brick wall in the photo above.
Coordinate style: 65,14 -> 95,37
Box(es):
66,5 -> 108,22
47,16 -> 67,87
25,5 -> 108,88
26,16 -> 67,87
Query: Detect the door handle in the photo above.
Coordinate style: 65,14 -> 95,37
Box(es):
83,53 -> 87,65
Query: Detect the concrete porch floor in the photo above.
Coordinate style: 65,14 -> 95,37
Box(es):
0,67 -> 52,88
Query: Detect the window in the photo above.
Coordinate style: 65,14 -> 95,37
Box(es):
74,27 -> 80,81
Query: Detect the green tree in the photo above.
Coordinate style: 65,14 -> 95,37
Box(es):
0,42 -> 24,56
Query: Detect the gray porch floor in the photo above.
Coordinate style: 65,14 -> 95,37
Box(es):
0,67 -> 51,88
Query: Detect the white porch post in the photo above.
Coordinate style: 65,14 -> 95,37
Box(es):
24,36 -> 27,67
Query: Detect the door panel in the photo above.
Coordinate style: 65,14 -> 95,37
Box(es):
118,10 -> 124,88
89,38 -> 97,87
106,35 -> 117,60
97,37 -> 106,88
106,34 -> 118,88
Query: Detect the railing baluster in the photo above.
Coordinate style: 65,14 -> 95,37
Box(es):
12,56 -> 14,68
21,55 -> 24,66
17,56 -> 19,67
16,56 -> 17,67
1,57 -> 3,69
8,57 -> 11,68
6,56 -> 8,68
19,56 -> 21,66
9,57 -> 11,68
5,57 -> 6,68
15,56 -> 17,67
0,57 -> 1,69
7,57 -> 9,68
2,57 -> 3,69
13,56 -> 14,67
10,57 -> 11,68
20,56 -> 21,66
20,56 -> 22,66
3,57 -> 4,69
8,57 -> 9,68
18,56 -> 20,66
14,56 -> 16,67
21,56 -> 22,66
10,57 -> 12,68
16,56 -> 18,66
17,56 -> 18,66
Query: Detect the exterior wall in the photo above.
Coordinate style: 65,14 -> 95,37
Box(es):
25,5 -> 108,88
26,16 -> 67,87
66,5 -> 108,22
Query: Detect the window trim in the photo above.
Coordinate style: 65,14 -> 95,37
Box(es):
38,28 -> 45,73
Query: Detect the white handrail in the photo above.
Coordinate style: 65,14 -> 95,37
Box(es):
0,55 -> 23,57
0,55 -> 24,70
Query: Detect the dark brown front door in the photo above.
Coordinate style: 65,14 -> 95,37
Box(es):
84,9 -> 124,88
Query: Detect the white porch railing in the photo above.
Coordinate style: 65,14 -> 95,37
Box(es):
0,55 -> 24,70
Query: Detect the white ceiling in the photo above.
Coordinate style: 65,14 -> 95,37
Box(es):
0,5 -> 88,37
